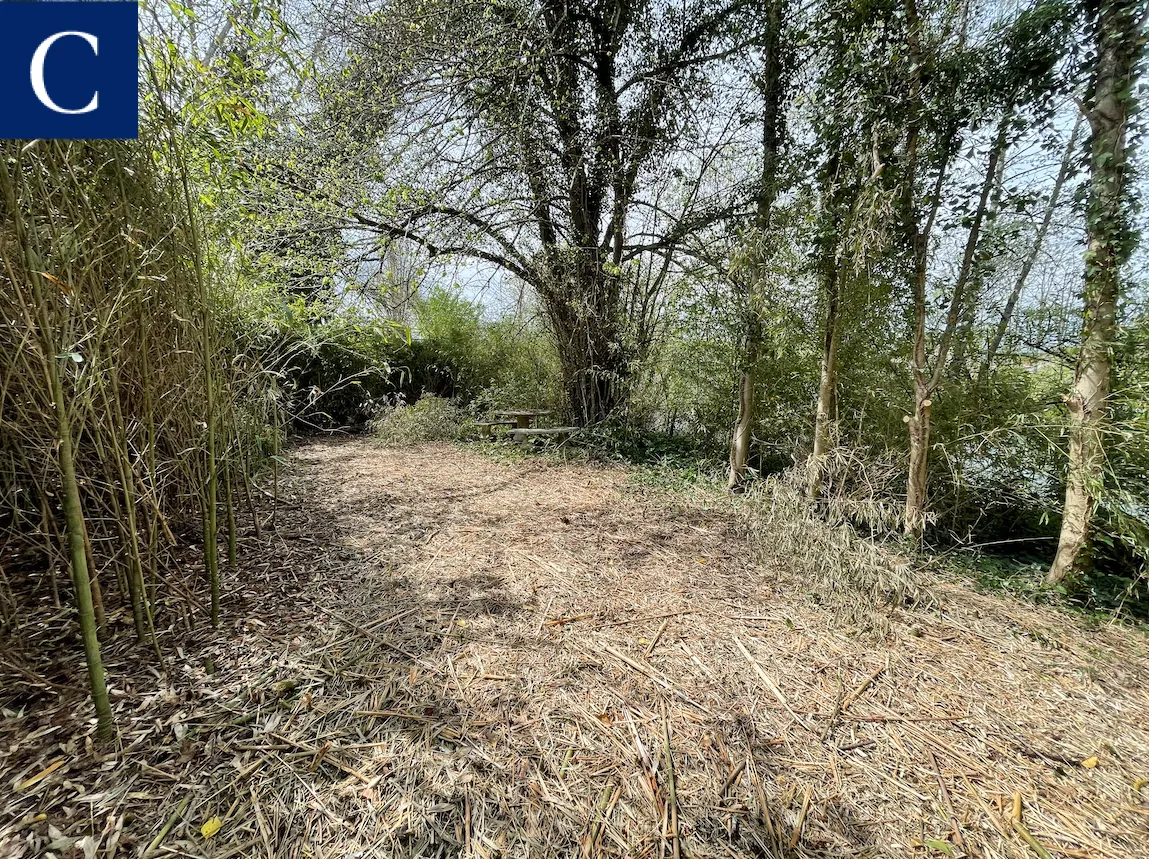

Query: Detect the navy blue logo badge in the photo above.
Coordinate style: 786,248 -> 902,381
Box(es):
0,1 -> 139,139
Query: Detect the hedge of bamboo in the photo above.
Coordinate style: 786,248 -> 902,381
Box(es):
0,138 -> 276,740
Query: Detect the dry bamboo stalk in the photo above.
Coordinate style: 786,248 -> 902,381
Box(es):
661,710 -> 680,859
141,794 -> 189,859
789,785 -> 812,849
644,618 -> 670,659
733,635 -> 811,730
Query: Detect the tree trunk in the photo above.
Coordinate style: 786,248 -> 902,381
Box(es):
562,360 -> 626,426
545,262 -> 630,426
1048,0 -> 1141,584
807,143 -> 847,501
728,345 -> 758,491
727,0 -> 787,490
903,110 -> 1001,537
929,121 -> 1008,390
904,382 -> 932,537
950,114 -> 1010,378
900,127 -> 943,538
808,265 -> 840,500
978,115 -> 1081,387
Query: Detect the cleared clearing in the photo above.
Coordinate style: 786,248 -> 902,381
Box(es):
3,439 -> 1148,859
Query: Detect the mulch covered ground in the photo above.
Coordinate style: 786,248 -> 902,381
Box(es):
2,439 -> 1148,859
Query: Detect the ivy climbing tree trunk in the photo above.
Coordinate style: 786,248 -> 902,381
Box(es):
1048,0 -> 1144,584
728,0 -> 788,490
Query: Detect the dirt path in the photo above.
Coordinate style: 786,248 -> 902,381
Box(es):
4,439 -> 1148,859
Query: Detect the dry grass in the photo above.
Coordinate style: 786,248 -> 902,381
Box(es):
3,439 -> 1148,859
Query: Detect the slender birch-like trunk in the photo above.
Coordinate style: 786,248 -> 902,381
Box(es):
1048,0 -> 1143,584
978,115 -> 1082,387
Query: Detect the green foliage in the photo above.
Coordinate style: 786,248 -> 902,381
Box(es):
413,286 -> 563,412
1094,313 -> 1149,574
371,395 -> 474,445
956,551 -> 1149,625
262,301 -> 402,430
245,285 -> 563,431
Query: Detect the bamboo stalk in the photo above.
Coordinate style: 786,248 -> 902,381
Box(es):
0,152 -> 115,741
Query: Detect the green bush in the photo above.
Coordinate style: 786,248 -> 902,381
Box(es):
255,287 -> 564,432
414,286 -> 564,413
371,395 -> 474,445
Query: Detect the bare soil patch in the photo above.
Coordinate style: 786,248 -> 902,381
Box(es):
3,439 -> 1148,859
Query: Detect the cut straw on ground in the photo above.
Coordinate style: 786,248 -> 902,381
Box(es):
2,440 -> 1147,859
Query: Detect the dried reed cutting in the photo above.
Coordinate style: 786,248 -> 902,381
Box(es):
5,441 -> 1145,859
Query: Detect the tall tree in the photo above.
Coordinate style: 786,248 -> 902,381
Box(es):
1048,0 -> 1145,583
301,0 -> 762,425
807,145 -> 857,500
803,0 -> 880,501
728,0 -> 793,489
897,0 -> 1072,538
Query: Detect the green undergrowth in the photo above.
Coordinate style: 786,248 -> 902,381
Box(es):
466,427 -> 1149,629
944,550 -> 1149,628
619,443 -> 1149,631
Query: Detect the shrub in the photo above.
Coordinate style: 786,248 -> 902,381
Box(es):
371,395 -> 474,445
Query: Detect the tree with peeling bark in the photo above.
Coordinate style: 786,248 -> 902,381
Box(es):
1048,0 -> 1146,583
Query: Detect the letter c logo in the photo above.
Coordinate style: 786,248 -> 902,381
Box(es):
31,31 -> 99,115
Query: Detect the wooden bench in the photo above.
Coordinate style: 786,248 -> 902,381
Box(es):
475,419 -> 517,438
506,426 -> 579,446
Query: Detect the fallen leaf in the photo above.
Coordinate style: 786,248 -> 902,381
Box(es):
1082,756 -> 1099,769
76,835 -> 98,859
924,840 -> 954,857
201,816 -> 222,838
18,759 -> 65,790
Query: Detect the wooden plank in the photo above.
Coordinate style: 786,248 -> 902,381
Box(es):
507,426 -> 578,446
508,427 -> 578,436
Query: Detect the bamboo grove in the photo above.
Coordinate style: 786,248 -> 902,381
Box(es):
0,136 -> 279,739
